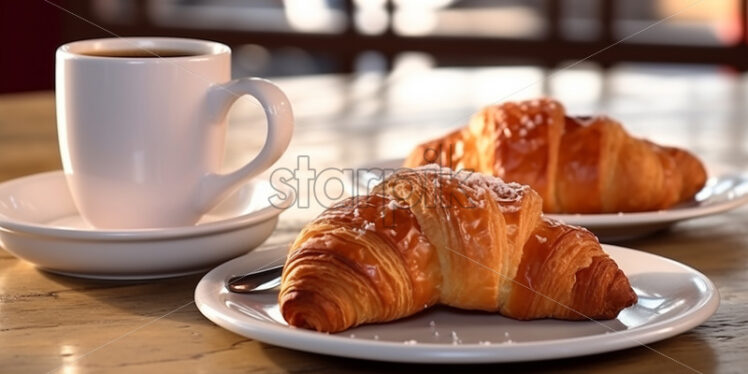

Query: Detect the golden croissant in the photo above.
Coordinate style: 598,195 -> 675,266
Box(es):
403,98 -> 707,213
279,166 -> 637,333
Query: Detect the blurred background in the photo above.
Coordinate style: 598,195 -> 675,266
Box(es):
1,0 -> 746,93
1,0 -> 747,191
0,0 -> 747,224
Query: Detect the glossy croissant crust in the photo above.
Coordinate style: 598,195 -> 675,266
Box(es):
279,166 -> 637,333
403,98 -> 707,213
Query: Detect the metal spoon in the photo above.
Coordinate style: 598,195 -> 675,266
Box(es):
226,264 -> 283,293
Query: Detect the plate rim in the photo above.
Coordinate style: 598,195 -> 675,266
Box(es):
0,171 -> 295,241
194,244 -> 720,363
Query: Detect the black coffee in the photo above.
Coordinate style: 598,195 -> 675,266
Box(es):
80,49 -> 198,58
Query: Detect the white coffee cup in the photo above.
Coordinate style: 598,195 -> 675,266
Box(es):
56,37 -> 293,229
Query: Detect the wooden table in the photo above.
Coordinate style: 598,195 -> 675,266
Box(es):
1,65 -> 746,373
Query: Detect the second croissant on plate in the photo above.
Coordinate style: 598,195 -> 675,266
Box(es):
403,98 -> 707,214
279,166 -> 637,333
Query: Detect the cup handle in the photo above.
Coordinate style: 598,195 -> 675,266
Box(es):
197,77 -> 294,212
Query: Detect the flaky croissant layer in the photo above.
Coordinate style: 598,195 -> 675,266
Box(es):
279,166 -> 637,333
403,98 -> 707,213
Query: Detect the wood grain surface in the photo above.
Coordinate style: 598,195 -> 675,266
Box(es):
1,66 -> 746,373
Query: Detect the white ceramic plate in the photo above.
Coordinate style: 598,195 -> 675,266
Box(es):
350,159 -> 748,241
195,244 -> 719,364
0,171 -> 294,279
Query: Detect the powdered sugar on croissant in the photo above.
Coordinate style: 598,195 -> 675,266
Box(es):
279,166 -> 637,333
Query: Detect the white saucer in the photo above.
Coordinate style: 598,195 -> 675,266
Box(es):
0,171 -> 294,280
351,159 -> 748,241
195,244 -> 719,364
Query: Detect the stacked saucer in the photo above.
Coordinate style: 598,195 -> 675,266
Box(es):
0,171 -> 294,280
